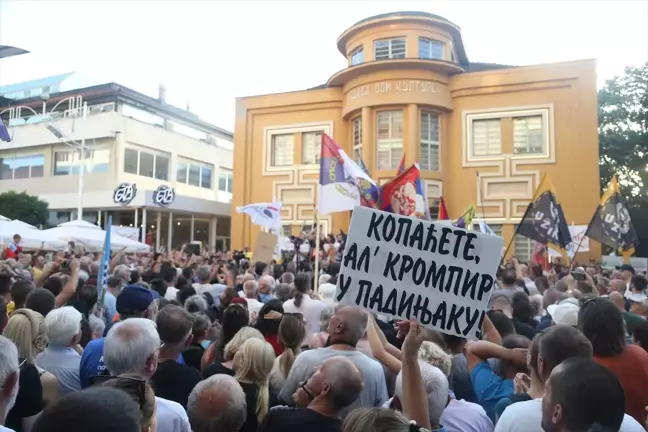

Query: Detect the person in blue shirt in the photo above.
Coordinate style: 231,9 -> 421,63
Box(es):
465,336 -> 529,422
80,284 -> 159,388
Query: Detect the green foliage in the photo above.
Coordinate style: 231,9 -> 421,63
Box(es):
0,191 -> 49,227
598,62 -> 648,255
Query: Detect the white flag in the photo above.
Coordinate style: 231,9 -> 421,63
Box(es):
237,202 -> 283,232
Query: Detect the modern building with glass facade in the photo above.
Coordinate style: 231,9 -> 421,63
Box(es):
0,79 -> 233,251
232,11 -> 600,260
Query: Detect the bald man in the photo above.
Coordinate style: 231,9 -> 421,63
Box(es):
187,374 -> 247,432
260,356 -> 364,431
608,279 -> 627,295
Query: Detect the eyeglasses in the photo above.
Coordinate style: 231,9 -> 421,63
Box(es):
93,375 -> 146,409
299,381 -> 315,400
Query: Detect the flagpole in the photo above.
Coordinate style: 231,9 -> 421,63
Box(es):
476,171 -> 487,220
314,210 -> 321,294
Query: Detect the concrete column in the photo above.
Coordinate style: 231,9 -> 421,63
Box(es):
190,215 -> 195,242
156,212 -> 162,251
167,212 -> 173,251
208,216 -> 216,248
134,208 -> 139,230
405,104 -> 418,167
361,106 -> 372,173
141,208 -> 147,243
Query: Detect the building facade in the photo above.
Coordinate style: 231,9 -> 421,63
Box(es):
0,80 -> 233,251
232,11 -> 600,261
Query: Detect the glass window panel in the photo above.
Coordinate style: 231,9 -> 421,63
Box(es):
200,166 -> 212,189
89,149 -> 109,173
301,132 -> 322,165
0,158 -> 11,180
30,154 -> 44,178
271,134 -> 294,167
472,119 -> 502,156
351,47 -> 364,65
155,154 -> 169,180
124,148 -> 138,174
420,111 -> 440,171
218,172 -> 227,192
13,156 -> 31,179
139,152 -> 155,178
177,162 -> 188,183
188,164 -> 200,186
376,111 -> 404,169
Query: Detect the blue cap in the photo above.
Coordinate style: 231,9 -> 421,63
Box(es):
116,284 -> 156,314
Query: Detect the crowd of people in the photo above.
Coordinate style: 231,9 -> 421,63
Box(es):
0,238 -> 647,432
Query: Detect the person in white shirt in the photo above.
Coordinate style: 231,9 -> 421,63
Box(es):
283,273 -> 326,335
243,280 -> 264,321
0,336 -> 19,432
163,267 -> 180,301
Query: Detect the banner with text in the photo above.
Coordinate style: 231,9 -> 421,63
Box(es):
335,207 -> 504,340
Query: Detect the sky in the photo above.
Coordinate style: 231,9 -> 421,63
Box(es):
0,0 -> 647,132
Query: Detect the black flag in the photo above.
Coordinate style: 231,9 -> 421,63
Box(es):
586,176 -> 638,255
517,174 -> 572,251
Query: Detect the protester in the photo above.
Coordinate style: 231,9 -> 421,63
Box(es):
187,374 -> 247,432
0,336 -> 20,432
269,312 -> 306,392
282,273 -> 326,335
203,325 -> 263,379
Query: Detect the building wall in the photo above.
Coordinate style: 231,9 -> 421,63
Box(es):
0,109 -> 234,210
232,13 -> 600,261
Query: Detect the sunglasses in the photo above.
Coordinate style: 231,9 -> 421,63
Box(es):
93,375 -> 146,409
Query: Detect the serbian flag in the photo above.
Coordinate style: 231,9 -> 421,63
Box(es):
397,154 -> 406,175
379,163 -> 429,219
318,134 -> 378,215
438,197 -> 449,220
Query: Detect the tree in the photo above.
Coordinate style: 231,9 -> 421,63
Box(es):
0,191 -> 49,227
598,62 -> 648,256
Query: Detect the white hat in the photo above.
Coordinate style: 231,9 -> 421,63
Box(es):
318,283 -> 337,307
547,301 -> 580,327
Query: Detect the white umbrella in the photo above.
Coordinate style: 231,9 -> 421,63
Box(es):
43,220 -> 150,253
0,220 -> 67,251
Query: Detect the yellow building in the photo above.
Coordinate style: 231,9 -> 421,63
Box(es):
232,11 -> 600,261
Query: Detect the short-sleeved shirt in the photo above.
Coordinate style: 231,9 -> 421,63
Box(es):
470,361 -> 513,422
150,360 -> 202,409
5,362 -> 43,432
36,346 -> 81,394
79,337 -> 107,389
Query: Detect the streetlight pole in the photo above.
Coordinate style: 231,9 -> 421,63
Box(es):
76,104 -> 87,220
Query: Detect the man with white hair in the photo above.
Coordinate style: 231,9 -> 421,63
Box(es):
112,264 -> 131,285
36,306 -> 83,394
258,275 -> 275,304
187,374 -> 247,432
392,361 -> 450,431
243,279 -> 263,318
192,265 -> 226,302
0,336 -> 19,431
104,318 -> 191,432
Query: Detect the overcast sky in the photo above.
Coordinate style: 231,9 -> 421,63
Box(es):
1,0 -> 646,131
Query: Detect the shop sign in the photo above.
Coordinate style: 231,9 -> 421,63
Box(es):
153,185 -> 175,207
113,183 -> 137,205
347,80 -> 437,100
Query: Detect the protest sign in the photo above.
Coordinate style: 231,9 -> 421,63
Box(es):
253,231 -> 278,263
335,207 -> 504,340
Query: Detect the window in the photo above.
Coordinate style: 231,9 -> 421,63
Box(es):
420,111 -> 440,171
514,231 -> 533,262
513,116 -> 544,154
122,104 -> 164,127
177,159 -> 213,189
419,38 -> 444,60
429,198 -> 440,220
218,169 -> 233,193
352,117 -> 363,164
271,134 -> 294,167
301,132 -> 322,165
350,47 -> 364,65
0,154 -> 44,180
122,148 -> 169,180
472,119 -> 502,156
376,111 -> 404,169
54,148 -> 110,175
374,37 -> 406,60
281,224 -> 292,237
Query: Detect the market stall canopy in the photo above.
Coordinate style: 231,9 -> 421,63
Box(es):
43,220 -> 150,253
0,220 -> 67,251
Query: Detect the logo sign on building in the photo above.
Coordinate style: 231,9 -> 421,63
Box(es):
153,185 -> 175,207
335,206 -> 504,340
113,183 -> 137,205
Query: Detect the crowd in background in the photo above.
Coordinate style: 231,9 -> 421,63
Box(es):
0,234 -> 647,432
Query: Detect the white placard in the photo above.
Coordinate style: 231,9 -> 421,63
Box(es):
335,207 -> 504,340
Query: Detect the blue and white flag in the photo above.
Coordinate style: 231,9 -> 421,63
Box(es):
0,118 -> 11,143
478,218 -> 496,236
237,202 -> 283,232
97,215 -> 112,308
